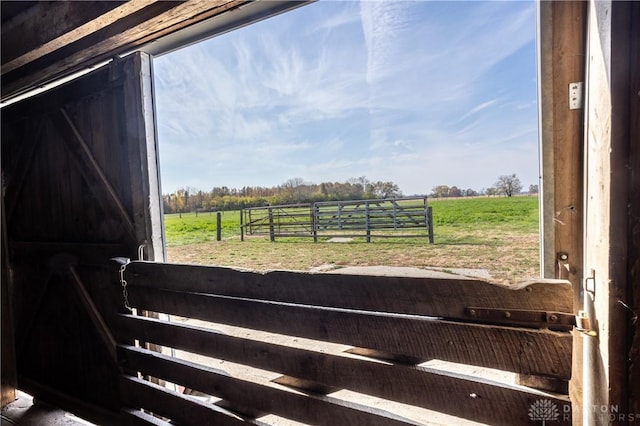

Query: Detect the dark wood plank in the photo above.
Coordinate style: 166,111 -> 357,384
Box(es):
116,325 -> 571,425
51,108 -> 135,237
124,287 -> 572,378
4,120 -> 44,223
121,375 -> 251,425
121,408 -> 171,426
120,345 -> 422,426
68,266 -> 117,362
124,261 -> 573,319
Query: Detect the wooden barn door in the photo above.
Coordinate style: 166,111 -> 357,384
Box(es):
1,52 -> 163,424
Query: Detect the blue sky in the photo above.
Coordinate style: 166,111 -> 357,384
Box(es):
154,0 -> 538,196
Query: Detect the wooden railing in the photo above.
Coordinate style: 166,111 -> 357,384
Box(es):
114,261 -> 573,425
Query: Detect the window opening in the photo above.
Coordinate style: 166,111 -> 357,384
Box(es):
153,0 -> 540,285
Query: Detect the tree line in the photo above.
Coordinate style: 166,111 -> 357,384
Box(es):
163,174 -> 537,214
430,174 -> 538,198
163,177 -> 403,214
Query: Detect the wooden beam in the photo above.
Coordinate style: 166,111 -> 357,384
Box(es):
118,295 -> 571,378
1,1 -> 156,74
120,375 -> 262,426
1,0 -> 249,99
125,287 -> 572,378
123,262 -> 574,319
117,323 -> 571,425
120,346 -> 428,426
539,0 -> 586,287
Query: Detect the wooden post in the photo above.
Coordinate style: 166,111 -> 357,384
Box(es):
365,202 -> 371,243
427,206 -> 434,244
538,2 -> 586,420
392,201 -> 397,230
311,205 -> 317,243
240,209 -> 244,242
268,208 -> 275,242
216,212 -> 221,241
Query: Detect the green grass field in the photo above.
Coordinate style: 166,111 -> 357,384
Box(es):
165,196 -> 538,245
164,196 -> 540,284
164,211 -> 241,246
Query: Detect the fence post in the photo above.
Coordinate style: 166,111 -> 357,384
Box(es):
365,201 -> 371,243
311,204 -> 317,243
240,209 -> 244,241
216,212 -> 222,241
393,200 -> 398,230
268,207 -> 275,242
427,206 -> 434,244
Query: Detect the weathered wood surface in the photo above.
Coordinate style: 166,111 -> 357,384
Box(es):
116,319 -> 571,425
551,1 -> 588,413
538,0 -> 587,420
1,1 -> 154,73
2,0 -> 253,99
123,286 -> 572,378
121,375 -> 249,426
117,261 -> 574,423
124,262 -> 573,320
120,345 -> 425,426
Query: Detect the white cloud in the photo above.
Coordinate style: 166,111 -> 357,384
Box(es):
154,0 -> 539,195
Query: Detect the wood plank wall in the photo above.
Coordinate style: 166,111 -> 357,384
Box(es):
115,261 -> 574,425
0,53 -> 161,424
